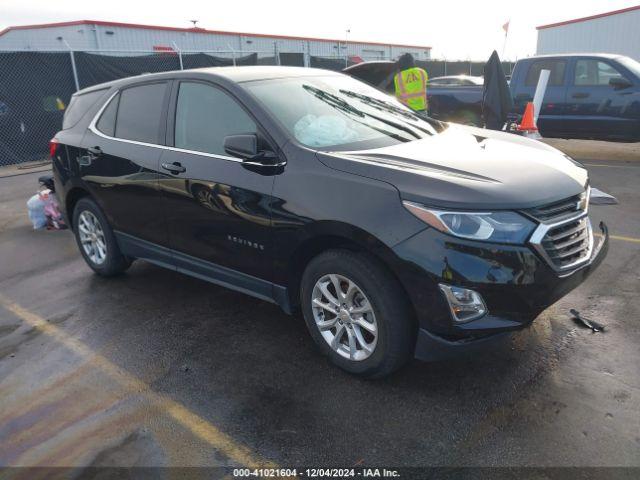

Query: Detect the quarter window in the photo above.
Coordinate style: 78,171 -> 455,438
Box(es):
115,83 -> 167,143
174,82 -> 257,156
574,60 -> 626,86
63,88 -> 107,129
96,93 -> 119,137
525,60 -> 566,86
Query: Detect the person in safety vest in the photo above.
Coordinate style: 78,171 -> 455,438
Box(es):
393,53 -> 428,113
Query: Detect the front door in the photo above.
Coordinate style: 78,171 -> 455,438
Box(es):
564,58 -> 637,139
159,80 -> 277,289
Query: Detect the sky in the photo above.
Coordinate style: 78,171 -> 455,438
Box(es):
1,0 -> 637,60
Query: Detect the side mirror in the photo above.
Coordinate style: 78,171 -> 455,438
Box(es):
223,134 -> 282,167
224,134 -> 258,159
609,76 -> 632,90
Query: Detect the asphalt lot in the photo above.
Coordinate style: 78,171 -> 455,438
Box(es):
0,142 -> 639,475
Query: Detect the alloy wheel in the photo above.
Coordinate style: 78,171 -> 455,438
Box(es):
77,210 -> 107,265
311,274 -> 378,361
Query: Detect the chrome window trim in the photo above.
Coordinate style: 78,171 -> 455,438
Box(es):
88,89 -> 246,164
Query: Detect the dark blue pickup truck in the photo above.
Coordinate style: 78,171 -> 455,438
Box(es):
345,54 -> 640,142
511,54 -> 640,141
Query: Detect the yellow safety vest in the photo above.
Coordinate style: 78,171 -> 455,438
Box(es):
394,67 -> 428,111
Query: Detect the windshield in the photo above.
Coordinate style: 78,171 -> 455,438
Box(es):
245,75 -> 442,150
429,76 -> 484,86
618,56 -> 640,78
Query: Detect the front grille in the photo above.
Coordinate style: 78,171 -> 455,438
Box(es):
541,217 -> 592,270
525,193 -> 583,222
527,189 -> 593,272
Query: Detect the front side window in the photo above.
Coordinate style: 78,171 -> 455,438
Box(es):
115,83 -> 167,143
574,60 -> 626,86
174,82 -> 257,156
525,60 -> 566,87
245,74 -> 439,150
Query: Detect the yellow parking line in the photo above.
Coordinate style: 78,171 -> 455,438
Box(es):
609,234 -> 640,244
583,163 -> 639,168
0,294 -> 276,469
596,233 -> 640,244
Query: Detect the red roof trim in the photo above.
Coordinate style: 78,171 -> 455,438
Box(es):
0,20 -> 431,50
537,4 -> 640,30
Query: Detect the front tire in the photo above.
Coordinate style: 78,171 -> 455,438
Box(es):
72,197 -> 132,276
300,250 -> 415,378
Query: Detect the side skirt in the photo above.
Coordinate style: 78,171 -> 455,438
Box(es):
114,231 -> 292,313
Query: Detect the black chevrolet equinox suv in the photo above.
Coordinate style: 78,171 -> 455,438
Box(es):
52,67 -> 608,378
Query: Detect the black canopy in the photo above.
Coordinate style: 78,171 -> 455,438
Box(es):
482,50 -> 513,130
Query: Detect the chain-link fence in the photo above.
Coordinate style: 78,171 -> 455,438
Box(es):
0,49 -> 279,166
0,49 -> 513,166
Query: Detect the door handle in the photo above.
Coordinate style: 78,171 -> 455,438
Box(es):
161,162 -> 186,174
87,146 -> 102,158
572,92 -> 590,99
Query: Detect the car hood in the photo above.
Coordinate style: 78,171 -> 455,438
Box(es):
316,124 -> 589,210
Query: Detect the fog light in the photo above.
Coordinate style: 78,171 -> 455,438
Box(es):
439,284 -> 487,323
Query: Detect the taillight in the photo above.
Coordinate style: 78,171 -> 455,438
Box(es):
49,138 -> 59,159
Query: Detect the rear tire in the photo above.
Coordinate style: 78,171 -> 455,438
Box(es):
300,250 -> 415,378
72,197 -> 132,276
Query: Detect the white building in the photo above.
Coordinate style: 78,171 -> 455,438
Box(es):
537,5 -> 640,61
0,20 -> 431,62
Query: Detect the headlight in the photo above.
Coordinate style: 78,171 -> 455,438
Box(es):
403,201 -> 536,244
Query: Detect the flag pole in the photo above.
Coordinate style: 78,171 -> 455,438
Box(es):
502,20 -> 510,58
502,31 -> 508,58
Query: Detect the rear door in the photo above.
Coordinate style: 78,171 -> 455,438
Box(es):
564,57 -> 637,139
511,58 -> 568,136
81,81 -> 171,246
158,80 -> 277,287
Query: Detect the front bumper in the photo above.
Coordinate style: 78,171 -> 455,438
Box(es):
390,221 -> 609,360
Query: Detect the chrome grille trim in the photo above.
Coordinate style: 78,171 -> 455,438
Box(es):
527,188 -> 593,273
544,227 -> 589,250
524,188 -> 590,223
530,214 -> 593,272
528,196 -> 581,221
544,222 -> 586,242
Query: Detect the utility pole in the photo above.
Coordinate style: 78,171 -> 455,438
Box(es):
172,42 -> 183,70
61,38 -> 80,91
344,29 -> 351,68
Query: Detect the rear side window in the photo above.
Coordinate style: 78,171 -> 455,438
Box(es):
115,83 -> 167,143
525,60 -> 567,87
174,82 -> 256,156
96,93 -> 119,137
62,89 -> 107,129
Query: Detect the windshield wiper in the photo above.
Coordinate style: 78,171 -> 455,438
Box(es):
304,85 -> 422,139
340,89 -> 416,119
303,84 -> 414,144
303,85 -> 365,118
339,89 -> 446,133
357,110 -> 423,139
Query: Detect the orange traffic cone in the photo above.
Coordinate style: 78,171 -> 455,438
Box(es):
517,102 -> 538,132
